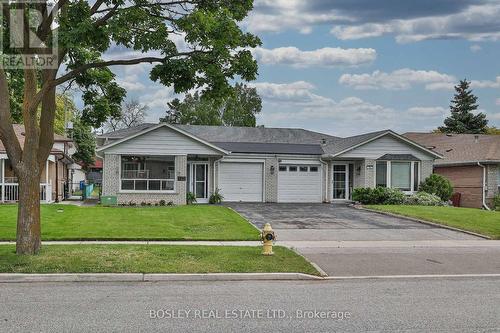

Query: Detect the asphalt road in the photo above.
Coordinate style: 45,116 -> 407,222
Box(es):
1,278 -> 499,332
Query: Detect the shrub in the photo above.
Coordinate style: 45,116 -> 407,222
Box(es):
129,201 -> 136,206
419,174 -> 453,201
141,202 -> 147,206
352,187 -> 405,205
209,188 -> 224,204
493,194 -> 500,211
159,200 -> 166,206
186,192 -> 197,205
404,192 -> 445,206
167,201 -> 174,206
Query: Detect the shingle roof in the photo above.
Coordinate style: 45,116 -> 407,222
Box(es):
212,142 -> 324,155
404,132 -> 500,165
98,124 -> 435,158
378,154 -> 419,161
0,124 -> 72,153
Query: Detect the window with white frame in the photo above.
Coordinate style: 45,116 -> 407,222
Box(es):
120,156 -> 175,192
375,160 -> 420,193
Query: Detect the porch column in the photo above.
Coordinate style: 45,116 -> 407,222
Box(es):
45,160 -> 50,203
1,159 -> 4,203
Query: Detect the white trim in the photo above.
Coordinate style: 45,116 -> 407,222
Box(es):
118,155 -> 177,193
332,163 -> 349,200
331,131 -> 443,159
221,158 -> 266,163
279,159 -> 321,165
374,160 -> 421,194
187,162 -> 210,203
97,123 -> 229,155
1,159 -> 4,203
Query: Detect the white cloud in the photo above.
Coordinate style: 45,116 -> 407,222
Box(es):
138,86 -> 178,109
470,77 -> 500,89
330,4 -> 500,43
470,44 -> 482,52
339,69 -> 456,90
407,106 -> 447,117
251,46 -> 376,68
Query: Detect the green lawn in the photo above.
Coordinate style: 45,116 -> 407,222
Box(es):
0,205 -> 258,241
0,245 -> 319,275
366,205 -> 500,239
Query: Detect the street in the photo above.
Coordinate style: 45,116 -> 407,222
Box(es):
1,277 -> 499,332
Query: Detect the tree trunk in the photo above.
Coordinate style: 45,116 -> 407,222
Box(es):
16,170 -> 42,255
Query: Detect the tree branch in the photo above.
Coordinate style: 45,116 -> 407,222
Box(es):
53,57 -> 165,86
0,67 -> 23,165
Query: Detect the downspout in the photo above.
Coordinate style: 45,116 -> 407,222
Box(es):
477,162 -> 491,211
320,157 -> 329,203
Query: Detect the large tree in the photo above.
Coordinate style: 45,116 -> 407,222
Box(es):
161,83 -> 261,126
105,99 -> 148,131
438,79 -> 488,134
0,0 -> 260,255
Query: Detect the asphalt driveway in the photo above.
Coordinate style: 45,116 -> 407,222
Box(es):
226,203 -> 498,277
226,203 -> 480,241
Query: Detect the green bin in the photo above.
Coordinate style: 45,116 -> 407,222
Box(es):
101,196 -> 117,206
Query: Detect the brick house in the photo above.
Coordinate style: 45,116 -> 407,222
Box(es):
405,133 -> 500,209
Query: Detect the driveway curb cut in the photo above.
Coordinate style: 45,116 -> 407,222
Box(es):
353,205 -> 491,240
0,273 -> 323,283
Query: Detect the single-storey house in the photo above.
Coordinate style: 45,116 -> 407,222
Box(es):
405,132 -> 500,209
0,124 -> 76,203
97,124 -> 441,205
96,124 -> 442,205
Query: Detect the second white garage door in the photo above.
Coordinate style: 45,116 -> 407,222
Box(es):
278,164 -> 322,203
218,162 -> 264,202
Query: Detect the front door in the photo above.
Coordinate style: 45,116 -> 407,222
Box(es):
188,163 -> 209,203
332,164 -> 349,200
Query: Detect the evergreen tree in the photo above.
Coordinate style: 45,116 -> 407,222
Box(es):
438,79 -> 488,134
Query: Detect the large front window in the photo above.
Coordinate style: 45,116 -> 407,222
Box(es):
375,161 -> 419,192
120,156 -> 175,192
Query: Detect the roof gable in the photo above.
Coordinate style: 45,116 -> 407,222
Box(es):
97,123 -> 228,155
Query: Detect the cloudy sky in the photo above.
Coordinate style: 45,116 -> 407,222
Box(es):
103,0 -> 500,137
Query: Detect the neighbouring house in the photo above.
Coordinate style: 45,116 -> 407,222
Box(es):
405,132 -> 500,209
96,124 -> 442,205
85,157 -> 103,184
0,124 -> 76,203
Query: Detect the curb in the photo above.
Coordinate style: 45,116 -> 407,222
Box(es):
354,205 -> 491,240
0,273 -> 323,283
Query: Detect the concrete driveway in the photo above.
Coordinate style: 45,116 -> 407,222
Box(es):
227,203 -> 479,241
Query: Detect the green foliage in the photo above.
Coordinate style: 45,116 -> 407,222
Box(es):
493,194 -> 500,211
419,174 -> 454,201
209,188 -> 224,204
159,200 -> 166,207
486,127 -> 500,135
186,192 -> 197,205
352,187 -> 406,205
404,192 -> 446,206
438,79 -> 488,134
70,114 -> 96,167
161,83 -> 262,127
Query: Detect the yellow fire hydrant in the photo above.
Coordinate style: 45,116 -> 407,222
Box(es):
260,223 -> 276,256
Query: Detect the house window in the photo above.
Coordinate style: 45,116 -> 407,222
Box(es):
120,155 -> 175,192
289,166 -> 297,172
299,166 -> 308,172
279,166 -> 287,172
375,160 -> 420,193
310,166 -> 319,172
391,162 -> 411,191
376,161 -> 387,187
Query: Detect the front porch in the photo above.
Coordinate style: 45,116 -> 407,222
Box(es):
0,158 -> 53,203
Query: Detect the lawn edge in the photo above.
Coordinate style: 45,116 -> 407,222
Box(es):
0,272 -> 323,283
354,205 -> 491,240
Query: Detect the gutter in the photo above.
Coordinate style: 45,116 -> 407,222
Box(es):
319,157 -> 329,202
477,162 -> 491,211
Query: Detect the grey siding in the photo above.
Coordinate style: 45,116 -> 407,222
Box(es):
102,126 -> 223,156
336,135 -> 435,161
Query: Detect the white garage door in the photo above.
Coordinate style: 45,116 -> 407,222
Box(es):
218,162 -> 263,202
278,164 -> 322,203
